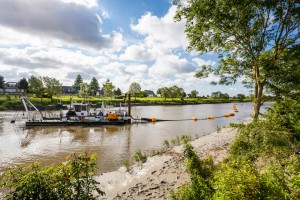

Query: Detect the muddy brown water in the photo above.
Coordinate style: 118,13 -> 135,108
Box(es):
0,103 -> 270,174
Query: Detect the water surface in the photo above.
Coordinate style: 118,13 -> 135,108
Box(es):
0,103 -> 268,173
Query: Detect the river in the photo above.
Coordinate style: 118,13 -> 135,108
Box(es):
0,102 -> 270,173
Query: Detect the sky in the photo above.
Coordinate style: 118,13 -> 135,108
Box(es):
0,0 -> 249,96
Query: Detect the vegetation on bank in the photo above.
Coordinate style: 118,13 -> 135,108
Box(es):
0,94 -> 252,111
170,99 -> 300,199
0,152 -> 105,200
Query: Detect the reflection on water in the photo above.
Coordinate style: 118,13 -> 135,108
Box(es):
0,103 -> 271,173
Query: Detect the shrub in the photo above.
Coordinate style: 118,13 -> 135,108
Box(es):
170,142 -> 214,200
213,159 -> 260,200
123,160 -> 130,172
163,140 -> 170,149
133,149 -> 147,169
0,152 -> 105,199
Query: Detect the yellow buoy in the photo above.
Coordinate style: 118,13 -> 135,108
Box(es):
224,114 -> 230,117
192,117 -> 198,121
208,115 -> 214,120
229,112 -> 235,116
151,117 -> 157,122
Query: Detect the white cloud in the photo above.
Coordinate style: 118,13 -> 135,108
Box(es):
0,0 -> 122,50
59,0 -> 98,8
149,54 -> 194,78
192,58 -> 216,66
130,6 -> 188,49
120,44 -> 153,61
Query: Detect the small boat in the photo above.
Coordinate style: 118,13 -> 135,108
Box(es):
21,97 -> 131,127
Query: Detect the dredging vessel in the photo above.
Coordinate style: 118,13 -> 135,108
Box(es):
21,96 -> 132,127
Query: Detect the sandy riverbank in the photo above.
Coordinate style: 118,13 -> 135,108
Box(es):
96,127 -> 238,200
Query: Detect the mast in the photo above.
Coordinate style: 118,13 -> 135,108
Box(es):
128,92 -> 131,117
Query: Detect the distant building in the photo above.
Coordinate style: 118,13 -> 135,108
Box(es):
62,86 -> 74,94
144,90 -> 156,97
0,82 -> 26,94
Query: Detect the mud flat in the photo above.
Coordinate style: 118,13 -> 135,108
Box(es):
96,127 -> 238,200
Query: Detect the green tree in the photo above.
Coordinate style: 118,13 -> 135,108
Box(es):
168,85 -> 184,100
0,75 -> 4,88
190,90 -> 199,98
43,77 -> 62,103
18,78 -> 28,92
102,79 -> 115,99
72,74 -> 83,94
157,87 -> 170,100
79,83 -> 90,103
266,45 -> 300,99
129,82 -> 141,100
174,0 -> 300,120
237,94 -> 246,102
90,77 -> 99,96
28,75 -> 44,100
114,87 -> 122,96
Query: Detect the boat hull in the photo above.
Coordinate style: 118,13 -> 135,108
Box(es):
25,119 -> 131,127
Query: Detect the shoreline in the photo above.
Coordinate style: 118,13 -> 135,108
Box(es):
96,127 -> 238,200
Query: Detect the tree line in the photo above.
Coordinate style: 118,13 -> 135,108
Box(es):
1,74 -> 248,102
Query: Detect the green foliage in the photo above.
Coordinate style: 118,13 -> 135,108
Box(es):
0,152 -> 105,199
172,100 -> 300,199
28,75 -> 44,98
5,94 -> 11,101
129,82 -> 141,100
133,149 -> 147,168
123,160 -> 130,172
72,74 -> 83,94
79,82 -> 90,103
213,159 -> 260,200
174,0 -> 300,120
163,139 -> 170,149
171,142 -> 214,200
102,79 -> 115,99
90,77 -> 99,96
0,75 -> 4,88
190,90 -> 199,98
18,78 -> 28,90
43,76 -> 62,101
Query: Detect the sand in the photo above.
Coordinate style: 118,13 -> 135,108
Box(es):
96,127 -> 238,200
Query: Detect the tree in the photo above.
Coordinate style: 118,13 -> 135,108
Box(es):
174,0 -> 300,120
190,90 -> 199,98
157,87 -> 170,100
79,83 -> 90,103
102,79 -> 115,99
43,77 -> 62,103
114,87 -> 122,96
0,75 -> 4,88
28,75 -> 44,99
18,78 -> 28,92
266,45 -> 300,99
237,94 -> 246,102
168,85 -> 185,100
72,74 -> 83,94
129,82 -> 141,100
89,77 -> 99,96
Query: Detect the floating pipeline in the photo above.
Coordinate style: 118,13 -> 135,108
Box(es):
140,115 -> 231,122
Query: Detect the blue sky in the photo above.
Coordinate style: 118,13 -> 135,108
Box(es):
0,0 -> 249,96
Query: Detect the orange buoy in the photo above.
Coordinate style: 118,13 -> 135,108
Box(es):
224,114 -> 230,117
151,117 -> 157,122
208,115 -> 215,120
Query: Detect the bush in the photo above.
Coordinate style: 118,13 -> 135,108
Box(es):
0,152 -> 105,199
170,142 -> 214,200
213,159 -> 260,200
